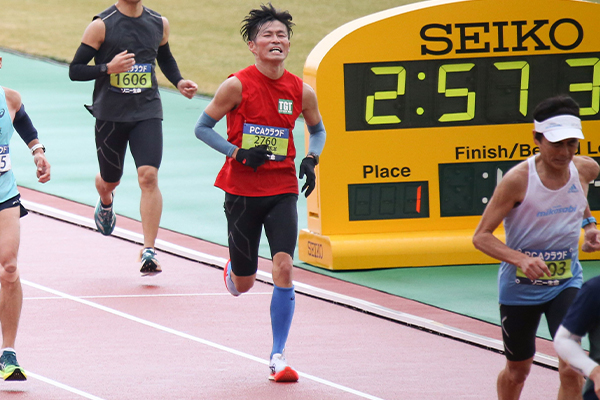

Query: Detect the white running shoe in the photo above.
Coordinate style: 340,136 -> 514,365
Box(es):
269,352 -> 298,382
223,260 -> 240,296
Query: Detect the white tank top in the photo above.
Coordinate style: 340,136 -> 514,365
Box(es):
498,155 -> 587,305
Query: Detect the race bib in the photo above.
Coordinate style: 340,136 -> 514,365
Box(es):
109,63 -> 152,94
0,145 -> 11,173
241,123 -> 289,161
515,248 -> 573,286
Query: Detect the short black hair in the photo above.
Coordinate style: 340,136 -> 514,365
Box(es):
240,3 -> 294,43
533,95 -> 580,122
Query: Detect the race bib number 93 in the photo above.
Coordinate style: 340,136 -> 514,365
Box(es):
516,248 -> 574,286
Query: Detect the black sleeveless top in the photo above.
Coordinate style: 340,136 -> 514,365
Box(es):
92,5 -> 163,122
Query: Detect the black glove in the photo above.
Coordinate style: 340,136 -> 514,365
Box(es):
299,156 -> 317,197
235,145 -> 272,171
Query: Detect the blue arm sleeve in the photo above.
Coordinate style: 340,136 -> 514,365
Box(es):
307,120 -> 326,155
194,112 -> 236,157
13,104 -> 39,144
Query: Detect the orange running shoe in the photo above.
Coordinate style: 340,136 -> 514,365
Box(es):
269,352 -> 299,382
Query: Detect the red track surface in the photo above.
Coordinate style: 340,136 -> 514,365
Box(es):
1,188 -> 561,399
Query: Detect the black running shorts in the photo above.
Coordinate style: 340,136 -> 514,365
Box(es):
499,286 -> 579,361
95,118 -> 163,183
0,194 -> 28,218
224,193 -> 298,277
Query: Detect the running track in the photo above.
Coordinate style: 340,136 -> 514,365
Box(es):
1,188 -> 561,399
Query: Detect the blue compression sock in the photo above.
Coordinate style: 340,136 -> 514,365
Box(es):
270,285 -> 296,359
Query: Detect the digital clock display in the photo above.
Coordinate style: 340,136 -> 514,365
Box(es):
439,160 -> 519,216
438,157 -> 600,217
348,181 -> 429,221
344,52 -> 600,131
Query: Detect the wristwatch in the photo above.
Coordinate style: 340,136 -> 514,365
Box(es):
100,63 -> 108,75
307,152 -> 319,165
30,143 -> 45,155
582,217 -> 597,228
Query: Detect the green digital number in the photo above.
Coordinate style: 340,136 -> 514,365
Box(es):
438,63 -> 475,122
493,61 -> 530,116
365,66 -> 406,125
567,58 -> 600,116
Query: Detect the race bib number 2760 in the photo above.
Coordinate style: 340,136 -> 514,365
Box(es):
241,123 -> 289,161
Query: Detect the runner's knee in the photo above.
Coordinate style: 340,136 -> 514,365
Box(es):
274,256 -> 293,272
559,361 -> 584,387
96,174 -> 119,191
233,275 -> 255,293
0,263 -> 20,284
504,362 -> 531,385
272,253 -> 294,286
137,167 -> 158,189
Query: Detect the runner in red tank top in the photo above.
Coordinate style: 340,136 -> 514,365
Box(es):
194,3 -> 327,382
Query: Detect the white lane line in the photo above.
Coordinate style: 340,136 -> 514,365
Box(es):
21,279 -> 384,400
21,199 -> 225,266
21,198 -> 559,369
25,371 -> 106,400
24,292 -> 272,300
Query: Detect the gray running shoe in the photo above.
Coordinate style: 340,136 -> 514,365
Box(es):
94,196 -> 116,236
140,247 -> 162,276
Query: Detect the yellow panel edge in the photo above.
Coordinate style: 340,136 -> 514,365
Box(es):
299,229 -> 600,270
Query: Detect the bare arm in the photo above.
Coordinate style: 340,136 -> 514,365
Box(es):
302,83 -> 322,127
575,156 -> 600,252
80,18 -> 105,50
3,86 -> 21,119
575,155 -> 600,194
301,83 -> 326,158
472,163 -> 551,279
160,16 -> 170,46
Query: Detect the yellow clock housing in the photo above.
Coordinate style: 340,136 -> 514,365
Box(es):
299,0 -> 600,270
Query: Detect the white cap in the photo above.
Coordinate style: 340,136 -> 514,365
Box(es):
533,115 -> 584,142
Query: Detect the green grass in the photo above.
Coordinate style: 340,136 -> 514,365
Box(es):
3,0 -> 600,95
0,0 -> 420,96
